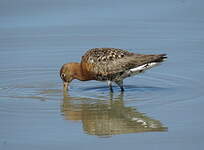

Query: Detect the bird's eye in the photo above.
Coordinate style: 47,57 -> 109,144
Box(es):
60,73 -> 66,81
61,73 -> 66,78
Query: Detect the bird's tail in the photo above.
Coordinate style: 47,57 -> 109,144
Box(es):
129,54 -> 167,76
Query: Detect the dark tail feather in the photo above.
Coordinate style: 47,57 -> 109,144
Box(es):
154,54 -> 167,63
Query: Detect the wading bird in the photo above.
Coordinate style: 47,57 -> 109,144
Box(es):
60,48 -> 167,92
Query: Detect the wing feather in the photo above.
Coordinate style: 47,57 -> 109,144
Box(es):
81,48 -> 166,79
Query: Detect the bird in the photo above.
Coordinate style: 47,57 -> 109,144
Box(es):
60,48 -> 167,92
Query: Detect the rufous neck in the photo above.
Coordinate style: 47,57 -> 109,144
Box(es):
70,63 -> 90,81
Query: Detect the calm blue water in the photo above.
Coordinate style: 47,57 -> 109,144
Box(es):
1,0 -> 204,150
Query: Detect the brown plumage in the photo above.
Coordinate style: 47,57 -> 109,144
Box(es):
60,48 -> 167,92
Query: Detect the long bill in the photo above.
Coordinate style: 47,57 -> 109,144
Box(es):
63,82 -> 69,91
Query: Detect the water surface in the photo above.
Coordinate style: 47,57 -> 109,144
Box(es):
1,0 -> 204,150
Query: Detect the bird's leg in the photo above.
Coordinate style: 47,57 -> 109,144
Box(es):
116,80 -> 124,92
107,81 -> 113,92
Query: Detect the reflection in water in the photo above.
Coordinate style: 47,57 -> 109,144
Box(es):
61,92 -> 167,137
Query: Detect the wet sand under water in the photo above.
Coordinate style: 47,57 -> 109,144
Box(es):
1,0 -> 204,150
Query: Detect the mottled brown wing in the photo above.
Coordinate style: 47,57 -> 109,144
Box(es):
81,48 -> 165,77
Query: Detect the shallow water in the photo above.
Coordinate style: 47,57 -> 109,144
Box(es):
1,0 -> 204,150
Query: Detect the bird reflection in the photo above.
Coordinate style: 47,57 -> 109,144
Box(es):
61,92 -> 167,137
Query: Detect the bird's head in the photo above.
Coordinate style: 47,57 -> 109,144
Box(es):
60,63 -> 75,91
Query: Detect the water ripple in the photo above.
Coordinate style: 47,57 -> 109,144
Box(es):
0,66 -> 203,135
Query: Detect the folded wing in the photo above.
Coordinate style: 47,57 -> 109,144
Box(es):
81,48 -> 166,79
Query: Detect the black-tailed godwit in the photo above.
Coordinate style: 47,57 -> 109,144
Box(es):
60,48 -> 167,92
